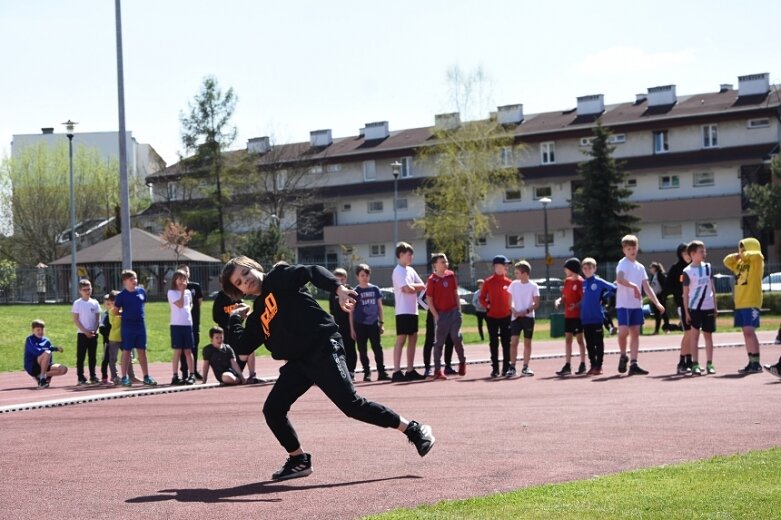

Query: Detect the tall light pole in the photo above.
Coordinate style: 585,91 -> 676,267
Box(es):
391,161 -> 401,247
63,120 -> 79,302
540,196 -> 552,299
115,0 -> 133,269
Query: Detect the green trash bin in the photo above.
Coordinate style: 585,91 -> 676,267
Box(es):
549,312 -> 565,338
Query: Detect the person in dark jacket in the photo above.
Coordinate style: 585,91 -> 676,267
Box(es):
664,243 -> 692,374
222,256 -> 435,481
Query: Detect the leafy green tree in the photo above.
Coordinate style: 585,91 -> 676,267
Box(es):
414,66 -> 520,284
180,75 -> 238,255
570,122 -> 639,262
744,155 -> 781,252
241,223 -> 292,269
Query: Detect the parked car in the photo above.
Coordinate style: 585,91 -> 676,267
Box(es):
531,277 -> 563,296
762,272 -> 781,292
379,286 -> 474,312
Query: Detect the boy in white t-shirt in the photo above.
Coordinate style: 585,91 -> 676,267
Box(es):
391,242 -> 426,382
506,261 -> 540,377
682,240 -> 718,376
615,235 -> 666,375
72,279 -> 101,385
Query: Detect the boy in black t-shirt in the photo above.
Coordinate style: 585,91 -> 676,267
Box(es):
201,327 -> 244,385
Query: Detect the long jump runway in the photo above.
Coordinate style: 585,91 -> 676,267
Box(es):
1,331 -> 779,519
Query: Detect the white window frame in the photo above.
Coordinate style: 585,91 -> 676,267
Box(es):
659,175 -> 680,189
693,172 -> 715,187
396,198 -> 408,210
367,200 -> 383,213
535,232 -> 554,247
506,234 -> 525,248
400,157 -> 413,178
362,160 -> 376,181
533,186 -> 552,199
579,137 -> 594,147
540,142 -> 556,164
661,223 -> 682,238
326,163 -> 342,173
504,189 -> 522,202
476,236 -> 487,246
653,130 -> 669,154
748,118 -> 770,129
275,170 -> 287,191
309,165 -> 323,174
702,124 -> 718,148
369,244 -> 386,257
609,134 -> 626,144
500,146 -> 514,166
625,178 -> 637,188
696,222 -> 718,237
342,203 -> 351,212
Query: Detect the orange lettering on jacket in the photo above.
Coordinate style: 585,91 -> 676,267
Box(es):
260,293 -> 278,337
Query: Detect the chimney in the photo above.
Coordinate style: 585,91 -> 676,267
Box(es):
719,83 -> 733,93
434,112 -> 460,131
310,129 -> 333,147
363,121 -> 389,140
647,85 -> 677,107
738,73 -> 769,97
41,127 -> 54,134
247,136 -> 270,154
576,94 -> 604,116
635,93 -> 647,104
497,104 -> 524,125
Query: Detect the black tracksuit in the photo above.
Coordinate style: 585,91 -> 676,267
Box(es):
229,264 -> 400,453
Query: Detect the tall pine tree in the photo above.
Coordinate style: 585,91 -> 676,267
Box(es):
571,122 -> 639,262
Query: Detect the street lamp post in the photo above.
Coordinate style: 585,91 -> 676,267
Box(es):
391,161 -> 401,247
63,120 -> 79,302
540,196 -> 552,299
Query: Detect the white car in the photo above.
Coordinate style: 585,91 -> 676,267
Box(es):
762,272 -> 781,292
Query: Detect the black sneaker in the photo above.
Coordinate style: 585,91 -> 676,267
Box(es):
556,363 -> 571,376
490,369 -> 500,378
391,370 -> 405,382
171,376 -> 183,385
246,376 -> 261,384
89,376 -> 100,385
505,366 -> 517,378
443,366 -> 457,376
363,372 -> 371,382
404,369 -> 424,381
194,371 -> 204,381
618,355 -> 629,374
676,362 -> 687,375
77,378 -> 88,386
738,362 -> 763,374
377,371 -> 391,381
184,375 -> 196,385
271,453 -> 312,480
765,364 -> 781,378
576,362 -> 587,375
405,421 -> 435,457
628,363 -> 649,376
38,378 -> 49,389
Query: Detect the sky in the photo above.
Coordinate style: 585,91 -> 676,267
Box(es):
1,0 -> 779,166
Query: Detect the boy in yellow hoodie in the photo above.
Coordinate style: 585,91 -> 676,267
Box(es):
723,238 -> 764,374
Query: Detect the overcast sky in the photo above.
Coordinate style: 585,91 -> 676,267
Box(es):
1,0 -> 779,166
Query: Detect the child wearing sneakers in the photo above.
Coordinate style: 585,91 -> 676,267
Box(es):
24,319 -> 68,388
615,235 -> 666,376
168,269 -> 195,385
682,241 -> 718,376
72,279 -> 101,385
391,242 -> 426,382
507,260 -> 540,377
425,253 -> 467,380
723,237 -> 765,374
554,257 -> 587,376
112,269 -> 157,387
222,256 -> 435,480
580,258 -> 616,375
351,264 -> 390,382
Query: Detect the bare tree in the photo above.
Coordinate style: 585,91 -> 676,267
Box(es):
160,220 -> 192,264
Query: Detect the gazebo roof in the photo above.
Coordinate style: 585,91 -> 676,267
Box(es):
51,228 -> 221,265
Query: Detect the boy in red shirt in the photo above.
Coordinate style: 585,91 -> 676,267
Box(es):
554,258 -> 587,376
479,255 -> 513,377
425,253 -> 467,380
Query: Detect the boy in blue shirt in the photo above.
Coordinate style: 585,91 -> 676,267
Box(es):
24,319 -> 68,388
112,269 -> 157,387
580,258 -> 616,375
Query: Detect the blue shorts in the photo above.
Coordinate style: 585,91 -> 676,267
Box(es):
734,308 -> 760,328
616,308 -> 644,327
170,325 -> 194,349
121,327 -> 147,351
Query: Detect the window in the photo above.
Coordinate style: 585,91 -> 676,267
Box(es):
696,222 -> 718,237
535,233 -> 554,247
659,175 -> 680,189
653,130 -> 669,154
541,142 -> 556,164
326,163 -> 342,173
534,186 -> 552,199
504,189 -> 521,202
702,124 -> 718,148
693,172 -> 714,187
748,118 -> 770,129
609,134 -> 626,144
506,234 -> 524,248
580,137 -> 594,147
275,170 -> 287,191
476,236 -> 487,246
500,146 -> 514,166
370,244 -> 386,257
396,198 -> 408,210
342,203 -> 351,212
625,178 -> 637,188
309,165 -> 323,174
400,157 -> 413,178
362,160 -> 376,181
661,224 -> 682,238
367,201 -> 383,213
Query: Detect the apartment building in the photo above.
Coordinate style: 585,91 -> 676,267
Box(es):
143,72 -> 780,286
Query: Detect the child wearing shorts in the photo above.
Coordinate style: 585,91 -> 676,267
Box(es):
507,260 -> 540,377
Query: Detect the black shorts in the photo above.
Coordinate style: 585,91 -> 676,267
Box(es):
216,367 -> 241,381
395,314 -> 419,335
511,317 -> 535,339
677,307 -> 692,331
689,309 -> 716,333
564,318 -> 583,334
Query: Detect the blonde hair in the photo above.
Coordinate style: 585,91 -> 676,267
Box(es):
621,234 -> 638,247
581,257 -> 597,268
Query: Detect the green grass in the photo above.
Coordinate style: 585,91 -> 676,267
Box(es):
2,301 -> 778,373
365,448 -> 781,519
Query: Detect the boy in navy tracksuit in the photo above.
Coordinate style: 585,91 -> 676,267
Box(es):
580,258 -> 616,375
222,257 -> 435,480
